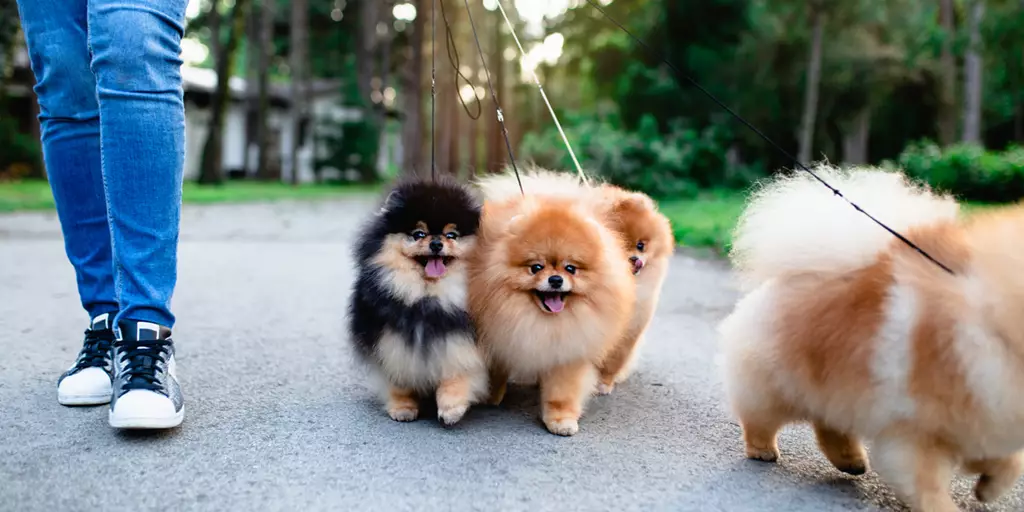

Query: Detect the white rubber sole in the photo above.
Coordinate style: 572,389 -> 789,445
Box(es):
108,406 -> 185,429
58,392 -> 112,406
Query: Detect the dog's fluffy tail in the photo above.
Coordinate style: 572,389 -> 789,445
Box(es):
474,165 -> 596,203
729,165 -> 960,290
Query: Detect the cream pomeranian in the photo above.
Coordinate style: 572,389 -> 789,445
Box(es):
591,184 -> 674,395
469,169 -> 635,436
719,164 -> 1024,511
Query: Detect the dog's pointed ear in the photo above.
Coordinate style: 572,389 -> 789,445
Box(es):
507,214 -> 526,236
378,189 -> 401,215
612,191 -> 656,214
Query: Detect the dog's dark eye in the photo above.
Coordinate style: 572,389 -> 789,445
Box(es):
564,265 -> 577,275
530,264 -> 544,274
445,232 -> 459,240
411,230 -> 427,240
636,241 -> 646,252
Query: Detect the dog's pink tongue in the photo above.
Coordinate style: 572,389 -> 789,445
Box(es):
544,295 -> 565,313
633,258 -> 645,274
425,257 -> 446,278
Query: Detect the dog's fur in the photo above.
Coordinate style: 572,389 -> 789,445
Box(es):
719,164 -> 1024,511
469,171 -> 635,436
347,177 -> 488,426
592,184 -> 674,394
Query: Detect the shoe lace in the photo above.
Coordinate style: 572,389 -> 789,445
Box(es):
74,328 -> 114,370
117,339 -> 172,393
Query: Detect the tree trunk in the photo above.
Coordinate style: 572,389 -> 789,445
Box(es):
207,0 -> 222,65
797,2 -> 825,165
434,1 -> 451,174
401,0 -> 427,177
355,0 -> 384,181
288,0 -> 309,185
198,0 -> 249,185
842,106 -> 871,165
242,0 -> 260,175
937,0 -> 957,146
468,94 -> 479,178
961,0 -> 985,145
486,10 -> 504,173
378,0 -> 394,180
255,0 -> 274,180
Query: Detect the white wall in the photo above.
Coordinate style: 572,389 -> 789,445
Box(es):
183,96 -> 363,184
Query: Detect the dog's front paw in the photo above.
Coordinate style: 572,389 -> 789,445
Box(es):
437,404 -> 468,427
596,381 -> 615,396
388,406 -> 419,422
745,443 -> 780,463
544,417 -> 579,437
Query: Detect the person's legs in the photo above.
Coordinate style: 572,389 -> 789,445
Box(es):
87,0 -> 188,429
16,0 -> 120,405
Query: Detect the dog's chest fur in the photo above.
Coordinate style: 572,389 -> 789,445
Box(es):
349,264 -> 474,356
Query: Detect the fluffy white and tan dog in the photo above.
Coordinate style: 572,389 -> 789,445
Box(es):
719,165 -> 1024,511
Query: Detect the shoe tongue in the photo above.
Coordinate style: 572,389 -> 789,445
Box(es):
118,321 -> 170,342
90,313 -> 113,331
425,257 -> 446,278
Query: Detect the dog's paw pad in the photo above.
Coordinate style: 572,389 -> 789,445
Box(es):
545,418 -> 579,437
745,445 -> 779,462
388,407 -> 419,422
437,404 -> 468,427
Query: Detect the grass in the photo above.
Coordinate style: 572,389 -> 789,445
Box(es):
658,189 -> 1002,256
658,190 -> 747,255
0,180 -> 381,213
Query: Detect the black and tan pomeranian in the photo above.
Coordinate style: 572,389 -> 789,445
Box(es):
347,176 -> 488,426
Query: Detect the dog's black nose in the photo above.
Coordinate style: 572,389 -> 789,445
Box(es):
548,275 -> 563,289
429,239 -> 444,254
629,256 -> 639,263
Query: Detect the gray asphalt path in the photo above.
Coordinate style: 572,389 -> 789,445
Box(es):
1,198 -> 1020,512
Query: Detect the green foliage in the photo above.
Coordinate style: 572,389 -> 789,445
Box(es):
520,113 -> 762,199
0,117 -> 43,179
315,113 -> 382,184
888,141 -> 1024,203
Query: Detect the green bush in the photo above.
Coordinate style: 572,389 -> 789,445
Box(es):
889,141 -> 1024,203
519,113 -> 761,199
0,116 -> 43,179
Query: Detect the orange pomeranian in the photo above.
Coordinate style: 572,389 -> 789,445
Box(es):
469,171 -> 635,436
591,184 -> 674,395
719,164 -> 1024,511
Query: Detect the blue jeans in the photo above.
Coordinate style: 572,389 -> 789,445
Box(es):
16,0 -> 187,329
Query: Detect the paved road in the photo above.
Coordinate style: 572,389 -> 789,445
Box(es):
1,198 -> 1021,512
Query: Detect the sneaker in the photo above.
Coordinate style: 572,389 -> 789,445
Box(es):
108,321 -> 184,429
57,313 -> 116,406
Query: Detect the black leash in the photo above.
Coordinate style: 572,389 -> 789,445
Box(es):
461,0 -> 524,196
582,0 -> 954,275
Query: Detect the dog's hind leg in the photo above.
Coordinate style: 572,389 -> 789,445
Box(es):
965,451 -> 1024,503
813,422 -> 869,475
596,331 -> 643,396
872,433 -> 958,512
486,365 -> 509,406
